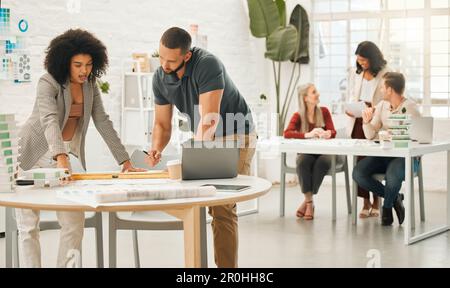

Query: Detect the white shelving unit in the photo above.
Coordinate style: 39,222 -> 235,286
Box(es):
121,61 -> 155,149
121,61 -> 190,161
250,102 -> 272,140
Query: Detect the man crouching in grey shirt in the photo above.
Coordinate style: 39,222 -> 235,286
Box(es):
145,27 -> 256,268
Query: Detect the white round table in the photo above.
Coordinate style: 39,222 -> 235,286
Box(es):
0,175 -> 272,267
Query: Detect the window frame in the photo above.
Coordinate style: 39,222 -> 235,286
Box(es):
312,0 -> 450,118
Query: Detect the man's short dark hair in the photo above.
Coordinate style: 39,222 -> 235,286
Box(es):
161,27 -> 192,54
383,72 -> 405,95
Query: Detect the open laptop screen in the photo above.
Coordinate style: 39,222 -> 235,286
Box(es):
181,140 -> 239,180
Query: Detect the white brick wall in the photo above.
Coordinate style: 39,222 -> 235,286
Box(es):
0,0 -> 281,124
1,0 -> 300,170
0,0 -> 318,171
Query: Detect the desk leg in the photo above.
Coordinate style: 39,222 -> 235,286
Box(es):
280,152 -> 286,217
5,207 -> 13,268
405,151 -> 450,244
236,150 -> 260,216
331,155 -> 337,221
404,156 -> 412,245
447,151 -> 450,228
254,151 -> 259,177
199,207 -> 208,268
108,212 -> 117,268
167,207 -> 202,268
12,219 -> 19,268
352,156 -> 358,225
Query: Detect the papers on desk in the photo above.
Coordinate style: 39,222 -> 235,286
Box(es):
280,138 -> 378,147
56,184 -> 217,208
344,101 -> 366,118
72,178 -> 172,186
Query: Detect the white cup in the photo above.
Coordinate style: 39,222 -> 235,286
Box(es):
379,131 -> 393,149
378,130 -> 391,141
166,159 -> 182,180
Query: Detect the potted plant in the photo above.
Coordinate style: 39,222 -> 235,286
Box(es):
259,93 -> 267,103
247,0 -> 310,135
97,79 -> 110,94
149,50 -> 160,72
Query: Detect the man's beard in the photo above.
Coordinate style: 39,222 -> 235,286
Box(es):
164,60 -> 186,78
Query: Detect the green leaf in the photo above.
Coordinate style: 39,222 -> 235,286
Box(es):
97,79 -> 110,94
247,0 -> 280,38
289,4 -> 310,63
264,25 -> 298,61
275,0 -> 286,27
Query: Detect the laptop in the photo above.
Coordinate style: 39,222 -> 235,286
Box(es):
181,140 -> 239,180
410,116 -> 434,144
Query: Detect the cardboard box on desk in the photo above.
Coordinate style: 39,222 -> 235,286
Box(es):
132,53 -> 150,73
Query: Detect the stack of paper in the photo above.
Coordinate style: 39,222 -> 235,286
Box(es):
387,114 -> 412,148
56,184 -> 217,207
0,114 -> 19,193
344,101 -> 366,118
22,168 -> 69,187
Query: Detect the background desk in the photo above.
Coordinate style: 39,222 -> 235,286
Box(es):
0,175 -> 271,268
258,137 -> 450,245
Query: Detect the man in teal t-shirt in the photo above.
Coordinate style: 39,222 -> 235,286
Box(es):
145,27 -> 256,268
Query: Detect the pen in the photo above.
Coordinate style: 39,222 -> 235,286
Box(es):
143,150 -> 161,160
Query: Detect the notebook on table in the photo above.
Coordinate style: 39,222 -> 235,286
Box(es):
201,184 -> 250,192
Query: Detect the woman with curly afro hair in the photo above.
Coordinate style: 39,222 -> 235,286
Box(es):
17,29 -> 144,268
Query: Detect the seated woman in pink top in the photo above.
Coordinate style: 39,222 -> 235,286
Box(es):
284,83 -> 338,220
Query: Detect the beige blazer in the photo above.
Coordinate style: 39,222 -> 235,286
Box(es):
18,73 -> 129,171
363,98 -> 421,140
345,66 -> 391,136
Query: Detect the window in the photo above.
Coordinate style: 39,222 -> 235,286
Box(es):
313,20 -> 348,106
431,0 -> 450,8
352,0 -> 381,11
387,0 -> 424,10
387,17 -> 424,105
313,0 -> 450,118
430,15 -> 450,117
350,18 -> 382,59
